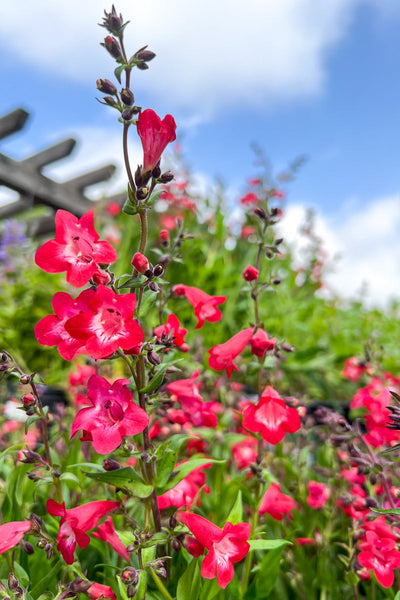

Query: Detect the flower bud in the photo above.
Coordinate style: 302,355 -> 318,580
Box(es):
159,230 -> 170,246
21,540 -> 34,555
100,6 -> 125,36
149,281 -> 159,292
131,252 -> 150,274
135,48 -> 156,62
254,207 -> 266,220
14,588 -> 23,598
122,107 -> 136,121
20,450 -> 42,464
136,187 -> 148,200
147,351 -> 161,366
151,164 -> 161,179
136,62 -> 149,71
96,78 -> 118,95
104,458 -> 121,471
153,264 -> 164,277
121,568 -> 139,586
121,88 -> 135,106
69,578 -> 93,594
160,171 -> 174,184
102,36 -> 122,60
19,374 -> 31,384
22,393 -> 35,407
243,265 -> 259,282
8,574 -> 19,591
272,278 -> 281,285
92,270 -> 111,285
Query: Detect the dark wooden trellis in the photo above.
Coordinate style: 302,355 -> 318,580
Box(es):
0,108 -> 125,236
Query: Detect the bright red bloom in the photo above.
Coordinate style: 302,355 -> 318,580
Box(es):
137,109 -> 177,173
157,463 -> 210,510
358,530 -> 400,588
242,265 -> 259,282
231,436 -> 258,470
70,375 -> 148,454
131,252 -> 150,274
92,516 -> 130,561
173,284 -> 226,329
242,385 -> 301,443
342,357 -> 371,382
208,328 -> 254,378
249,329 -> 276,357
87,583 -> 116,600
239,193 -> 258,205
307,481 -> 330,509
259,483 -> 295,520
35,290 -> 94,360
65,285 -> 144,359
166,371 -> 220,428
0,521 -> 32,554
35,210 -> 117,287
46,499 -> 120,564
155,313 -> 188,350
178,512 -> 251,589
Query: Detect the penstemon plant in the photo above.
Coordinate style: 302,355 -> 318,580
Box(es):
3,6 -> 400,600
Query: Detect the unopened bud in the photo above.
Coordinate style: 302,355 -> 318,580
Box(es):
136,62 -> 149,71
272,278 -> 281,285
104,458 -> 121,471
120,88 -> 135,106
53,469 -> 61,478
92,270 -> 111,285
30,513 -> 43,533
147,351 -> 161,366
155,567 -> 167,578
149,281 -> 159,292
70,578 -> 93,594
102,36 -> 122,60
281,343 -> 294,353
136,48 -> 156,62
159,230 -> 170,246
160,171 -> 174,184
22,393 -> 35,407
141,452 -> 150,462
21,540 -> 34,555
27,473 -> 40,481
153,264 -> 164,277
275,238 -> 284,245
96,78 -> 117,95
122,107 -> 136,121
8,574 -> 18,591
36,538 -> 47,549
121,568 -> 139,586
254,207 -> 266,219
21,450 -> 42,464
172,538 -> 181,552
131,252 -> 150,274
100,5 -> 125,35
136,186 -> 148,200
19,374 -> 31,385
265,249 -> 274,259
14,588 -> 23,598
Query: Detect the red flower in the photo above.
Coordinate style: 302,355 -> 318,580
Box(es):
342,357 -> 370,382
157,463 -> 210,510
154,313 -> 188,350
86,583 -> 116,600
35,210 -> 117,287
208,328 -> 254,378
46,499 -> 120,564
239,193 -> 258,206
249,329 -> 276,357
173,284 -> 226,329
358,530 -> 400,588
65,285 -> 144,359
259,483 -> 295,520
242,385 -> 301,444
92,516 -> 130,562
242,265 -> 259,282
70,375 -> 148,454
0,521 -> 32,554
131,252 -> 150,274
231,436 -> 258,470
307,481 -> 330,509
137,109 -> 177,174
35,290 -> 94,360
178,512 -> 251,589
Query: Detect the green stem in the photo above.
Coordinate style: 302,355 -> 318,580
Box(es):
149,568 -> 173,600
240,504 -> 259,599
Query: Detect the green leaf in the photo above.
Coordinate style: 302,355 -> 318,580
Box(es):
114,64 -> 126,84
145,189 -> 163,207
82,467 -> 153,498
59,472 -> 82,491
249,539 -> 290,551
13,562 -> 29,587
116,575 -> 129,600
227,491 -> 243,524
177,558 -> 201,600
254,547 -> 284,597
155,434 -> 190,488
135,571 -> 147,600
157,458 -> 224,494
137,289 -> 158,319
140,360 -> 183,394
122,198 -> 137,215
25,414 -> 41,434
371,507 -> 400,515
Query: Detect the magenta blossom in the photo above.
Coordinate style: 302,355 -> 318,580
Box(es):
70,375 -> 148,454
35,210 -> 117,287
92,516 -> 130,561
178,512 -> 251,589
65,285 -> 144,359
259,483 -> 295,521
358,530 -> 400,588
307,481 -> 330,509
47,499 -> 120,564
173,284 -> 226,329
137,109 -> 177,174
154,313 -> 188,350
208,328 -> 254,378
0,521 -> 32,554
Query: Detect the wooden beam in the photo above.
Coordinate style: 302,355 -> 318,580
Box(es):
22,138 -> 76,171
63,164 -> 116,191
0,197 -> 33,219
0,108 -> 29,140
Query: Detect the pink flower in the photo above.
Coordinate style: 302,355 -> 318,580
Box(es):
358,530 -> 400,588
0,521 -> 32,554
173,284 -> 226,329
259,483 -> 295,520
208,328 -> 254,378
131,252 -> 150,274
87,583 -> 116,600
92,516 -> 130,561
231,437 -> 258,470
137,109 -> 177,174
239,193 -> 258,206
242,385 -> 301,444
307,481 -> 330,509
242,265 -> 259,282
157,463 -> 210,510
65,285 -> 144,359
35,290 -> 95,360
342,357 -> 370,382
47,499 -> 120,564
178,512 -> 251,589
70,375 -> 148,454
249,330 -> 276,357
35,210 -> 117,287
154,313 -> 188,350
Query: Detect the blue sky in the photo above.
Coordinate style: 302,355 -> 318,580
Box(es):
0,0 -> 399,305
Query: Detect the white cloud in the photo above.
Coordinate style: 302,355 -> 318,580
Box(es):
280,195 -> 400,307
0,0 -> 395,119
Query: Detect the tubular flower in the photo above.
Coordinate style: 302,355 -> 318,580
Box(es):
259,483 -> 295,520
0,521 -> 32,554
154,313 -> 188,350
35,210 -> 117,287
173,284 -> 226,329
86,583 -> 116,600
307,481 -> 330,509
249,329 -> 276,357
137,109 -> 177,174
92,516 -> 130,561
208,328 -> 254,378
242,385 -> 301,444
65,285 -> 144,359
178,512 -> 251,589
70,375 -> 148,454
358,530 -> 400,588
46,499 -> 120,564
